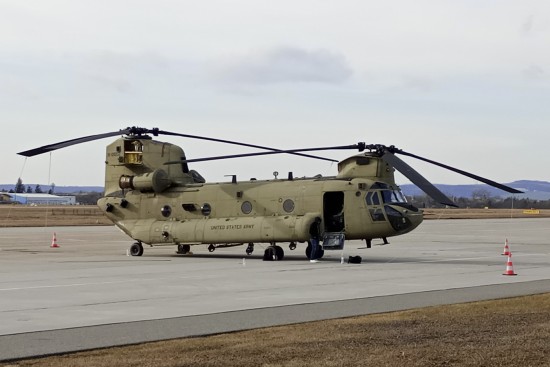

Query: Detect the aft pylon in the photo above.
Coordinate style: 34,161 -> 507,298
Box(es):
50,233 -> 60,248
502,252 -> 517,276
501,238 -> 510,256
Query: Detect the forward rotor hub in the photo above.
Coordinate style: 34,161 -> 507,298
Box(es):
124,127 -> 159,137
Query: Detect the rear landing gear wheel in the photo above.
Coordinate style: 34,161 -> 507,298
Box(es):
263,246 -> 284,261
130,242 -> 143,257
177,244 -> 191,254
263,247 -> 275,261
275,245 -> 284,260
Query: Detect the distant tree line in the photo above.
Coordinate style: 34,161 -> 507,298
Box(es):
5,178 -> 56,194
0,178 -> 103,205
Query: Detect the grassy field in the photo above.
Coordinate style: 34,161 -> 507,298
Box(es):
421,208 -> 550,220
3,294 -> 549,367
0,205 -> 112,227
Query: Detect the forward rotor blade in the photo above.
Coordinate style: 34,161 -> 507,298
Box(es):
396,150 -> 523,194
17,129 -> 132,157
156,130 -> 339,163
381,151 -> 458,207
165,144 -> 363,164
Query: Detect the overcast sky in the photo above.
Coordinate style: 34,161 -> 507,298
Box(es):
2,1 -> 549,189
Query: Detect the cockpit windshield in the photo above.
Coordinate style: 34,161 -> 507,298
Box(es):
381,189 -> 407,204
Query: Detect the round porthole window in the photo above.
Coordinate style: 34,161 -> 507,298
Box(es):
283,199 -> 295,213
161,205 -> 172,217
201,203 -> 212,216
241,201 -> 253,214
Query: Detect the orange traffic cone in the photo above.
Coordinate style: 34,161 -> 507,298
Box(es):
501,238 -> 510,256
50,233 -> 60,248
503,252 -> 517,276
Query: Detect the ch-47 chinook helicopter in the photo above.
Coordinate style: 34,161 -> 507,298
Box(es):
19,127 -> 521,260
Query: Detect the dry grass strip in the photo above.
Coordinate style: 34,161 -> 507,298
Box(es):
5,293 -> 550,367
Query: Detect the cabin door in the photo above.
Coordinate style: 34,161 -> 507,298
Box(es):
323,191 -> 345,232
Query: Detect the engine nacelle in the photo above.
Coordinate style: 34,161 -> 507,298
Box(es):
119,169 -> 172,193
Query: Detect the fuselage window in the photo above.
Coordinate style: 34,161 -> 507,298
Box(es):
161,205 -> 172,217
241,201 -> 253,214
201,203 -> 212,216
283,199 -> 295,213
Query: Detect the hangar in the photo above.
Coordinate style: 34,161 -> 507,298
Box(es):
0,193 -> 75,205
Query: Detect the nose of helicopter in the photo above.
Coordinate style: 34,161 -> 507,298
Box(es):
405,209 -> 424,230
384,204 -> 424,234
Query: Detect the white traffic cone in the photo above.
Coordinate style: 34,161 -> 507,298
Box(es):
501,238 -> 510,256
503,252 -> 517,276
50,233 -> 60,248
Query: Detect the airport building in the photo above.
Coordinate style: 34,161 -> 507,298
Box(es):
0,193 -> 76,205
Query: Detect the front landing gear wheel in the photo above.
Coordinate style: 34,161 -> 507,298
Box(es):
305,242 -> 324,260
130,242 -> 143,256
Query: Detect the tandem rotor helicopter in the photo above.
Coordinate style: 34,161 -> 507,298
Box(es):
19,127 -> 521,260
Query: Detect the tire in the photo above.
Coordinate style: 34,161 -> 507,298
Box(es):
177,244 -> 190,254
275,246 -> 284,260
130,242 -> 143,256
317,249 -> 325,259
305,241 -> 323,259
263,247 -> 276,261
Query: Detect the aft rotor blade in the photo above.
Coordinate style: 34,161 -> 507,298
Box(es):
156,130 -> 339,163
165,144 -> 363,164
17,129 -> 132,157
381,151 -> 458,207
396,150 -> 523,194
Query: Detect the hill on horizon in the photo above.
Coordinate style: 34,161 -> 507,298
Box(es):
399,180 -> 550,201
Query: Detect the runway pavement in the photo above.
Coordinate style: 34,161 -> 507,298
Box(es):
1,218 -> 549,361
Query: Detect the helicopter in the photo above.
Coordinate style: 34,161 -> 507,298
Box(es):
18,127 -> 522,261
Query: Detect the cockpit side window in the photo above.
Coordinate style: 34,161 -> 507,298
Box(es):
366,191 -> 385,221
381,189 -> 407,204
366,191 -> 380,206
